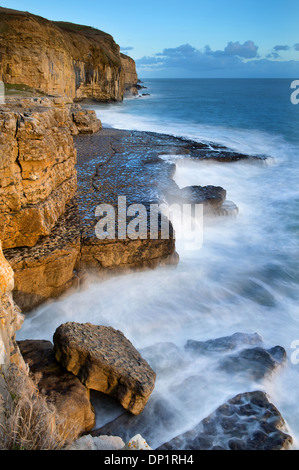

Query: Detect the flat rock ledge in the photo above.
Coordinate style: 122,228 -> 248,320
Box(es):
53,322 -> 156,415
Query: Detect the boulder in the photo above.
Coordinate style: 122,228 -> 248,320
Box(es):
218,345 -> 286,380
68,434 -> 125,451
53,322 -> 156,415
71,109 -> 102,134
17,339 -> 95,440
158,391 -> 293,450
185,333 -> 286,380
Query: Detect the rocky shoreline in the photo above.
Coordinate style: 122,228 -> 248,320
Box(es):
0,95 -> 294,450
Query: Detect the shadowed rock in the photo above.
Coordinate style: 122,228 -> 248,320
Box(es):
17,339 -> 95,439
53,322 -> 156,415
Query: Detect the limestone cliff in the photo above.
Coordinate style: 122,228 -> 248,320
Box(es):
120,53 -> 139,96
0,7 -> 138,101
0,240 -> 26,373
0,97 -> 78,249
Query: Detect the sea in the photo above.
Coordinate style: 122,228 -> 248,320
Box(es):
17,79 -> 299,449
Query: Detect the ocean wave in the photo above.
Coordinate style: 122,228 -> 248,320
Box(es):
93,106 -> 294,161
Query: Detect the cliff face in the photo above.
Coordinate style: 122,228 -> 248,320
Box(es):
0,98 -> 78,249
120,53 -> 139,96
0,7 -> 138,101
0,239 -> 26,373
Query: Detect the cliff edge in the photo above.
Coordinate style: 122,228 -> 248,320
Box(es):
0,7 -> 138,101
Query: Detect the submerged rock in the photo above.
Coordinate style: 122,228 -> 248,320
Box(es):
212,200 -> 239,217
218,345 -> 287,380
164,185 -> 226,213
157,391 -> 293,450
185,332 -> 263,355
53,322 -> 156,415
185,332 -> 286,380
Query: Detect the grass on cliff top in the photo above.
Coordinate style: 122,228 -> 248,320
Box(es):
4,83 -> 47,97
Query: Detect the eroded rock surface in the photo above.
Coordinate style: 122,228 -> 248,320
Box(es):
0,7 -> 138,101
157,391 -> 293,450
53,322 -> 156,415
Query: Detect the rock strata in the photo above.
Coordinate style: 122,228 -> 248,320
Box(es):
0,240 -> 26,372
0,98 -> 81,249
0,7 -> 138,101
53,322 -> 156,415
2,119 -> 263,311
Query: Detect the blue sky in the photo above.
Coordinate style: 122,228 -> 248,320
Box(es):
1,0 -> 299,77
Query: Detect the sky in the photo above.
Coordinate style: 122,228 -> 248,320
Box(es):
1,0 -> 299,77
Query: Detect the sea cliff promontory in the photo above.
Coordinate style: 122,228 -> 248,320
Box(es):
0,7 -> 138,101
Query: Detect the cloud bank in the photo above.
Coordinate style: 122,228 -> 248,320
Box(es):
136,41 -> 299,78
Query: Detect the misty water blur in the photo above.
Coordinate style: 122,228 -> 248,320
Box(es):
17,79 -> 299,449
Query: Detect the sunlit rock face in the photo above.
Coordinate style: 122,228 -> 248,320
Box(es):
0,7 -> 137,101
0,240 -> 26,373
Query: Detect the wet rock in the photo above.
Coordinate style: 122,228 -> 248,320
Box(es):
17,339 -> 95,439
53,322 -> 156,415
164,185 -> 226,212
212,200 -> 239,217
158,391 -> 293,450
218,345 -> 287,380
185,332 -> 263,355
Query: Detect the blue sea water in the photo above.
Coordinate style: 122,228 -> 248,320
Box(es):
18,79 -> 299,449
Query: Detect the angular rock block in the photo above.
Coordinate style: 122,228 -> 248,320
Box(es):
53,322 -> 156,415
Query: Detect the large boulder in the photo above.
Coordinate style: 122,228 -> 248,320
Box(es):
53,322 -> 156,415
17,339 -> 95,440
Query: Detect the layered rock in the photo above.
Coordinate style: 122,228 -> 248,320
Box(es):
53,322 -> 156,415
0,7 -> 138,101
120,54 -> 139,97
0,98 -> 79,249
0,240 -> 26,372
0,7 -> 139,102
4,201 -> 81,312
